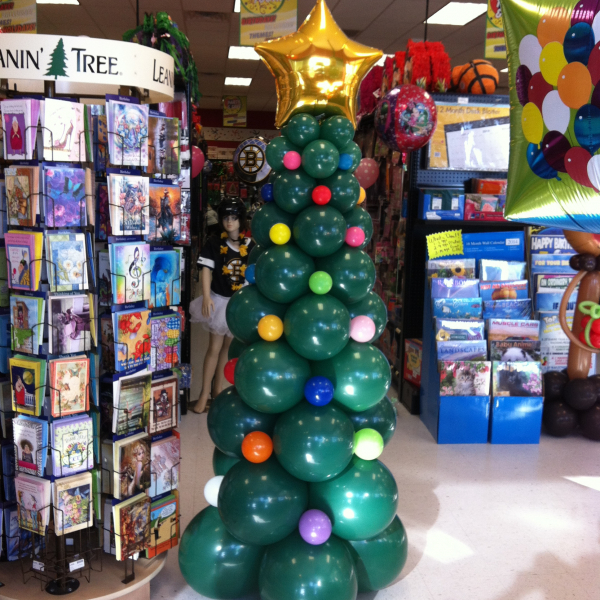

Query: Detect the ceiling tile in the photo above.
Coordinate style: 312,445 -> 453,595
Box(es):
332,0 -> 392,34
182,0 -> 235,12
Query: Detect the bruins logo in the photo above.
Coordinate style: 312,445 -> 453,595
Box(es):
234,137 -> 271,183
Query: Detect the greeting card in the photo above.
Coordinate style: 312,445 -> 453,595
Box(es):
46,231 -> 88,292
113,309 -> 150,372
5,166 -> 39,227
109,241 -> 150,304
108,174 -> 149,236
107,101 -> 149,167
43,165 -> 89,227
148,375 -> 178,434
49,355 -> 89,418
53,472 -> 93,536
42,98 -> 85,162
112,493 -> 150,561
48,293 -> 92,354
148,182 -> 181,242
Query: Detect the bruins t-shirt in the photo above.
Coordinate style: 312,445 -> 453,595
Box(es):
198,235 -> 254,297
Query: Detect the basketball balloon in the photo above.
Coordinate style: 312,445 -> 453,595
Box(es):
451,60 -> 499,94
374,85 -> 437,152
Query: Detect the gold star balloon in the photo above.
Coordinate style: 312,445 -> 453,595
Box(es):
255,0 -> 383,128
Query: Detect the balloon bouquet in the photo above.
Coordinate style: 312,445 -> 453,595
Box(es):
178,2 -> 408,598
502,0 -> 600,440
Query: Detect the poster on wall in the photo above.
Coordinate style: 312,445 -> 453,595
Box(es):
240,0 -> 297,46
223,96 -> 247,127
484,0 -> 506,59
0,0 -> 36,34
427,102 -> 510,171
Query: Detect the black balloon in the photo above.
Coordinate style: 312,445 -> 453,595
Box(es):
562,378 -> 598,411
542,400 -> 578,437
544,371 -> 569,403
579,401 -> 600,441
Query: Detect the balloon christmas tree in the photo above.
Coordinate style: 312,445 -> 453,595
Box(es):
179,2 -> 407,598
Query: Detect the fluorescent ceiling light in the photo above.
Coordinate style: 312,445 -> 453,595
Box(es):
426,2 -> 487,26
376,54 -> 394,67
37,0 -> 80,4
229,46 -> 260,60
501,68 -> 508,73
234,0 -> 240,12
225,77 -> 252,86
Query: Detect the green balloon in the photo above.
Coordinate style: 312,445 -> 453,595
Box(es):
343,395 -> 397,446
346,291 -> 388,342
273,168 -> 316,214
315,247 -> 375,304
251,203 -> 295,247
179,506 -> 264,599
266,136 -> 300,171
282,114 -> 320,148
248,243 -> 266,265
259,531 -> 357,600
292,205 -> 346,258
207,387 -> 279,458
213,447 -> 240,476
309,270 -> 333,294
343,206 -> 373,250
311,341 -> 391,411
302,140 -> 340,179
284,293 -> 350,360
340,140 -> 362,173
235,340 -> 311,413
322,170 -> 360,213
309,456 -> 398,540
273,400 -> 354,481
225,285 -> 288,345
218,458 -> 308,546
346,516 -> 408,592
320,116 -> 355,150
256,244 -> 315,304
228,337 -> 247,360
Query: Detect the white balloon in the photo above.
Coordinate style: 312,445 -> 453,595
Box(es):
519,34 -> 542,74
204,475 -> 224,507
542,90 -> 570,134
587,155 -> 600,190
593,13 -> 600,43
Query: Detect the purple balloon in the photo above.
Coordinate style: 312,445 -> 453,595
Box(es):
516,65 -> 532,106
571,0 -> 600,25
298,509 -> 332,545
542,131 -> 571,172
591,84 -> 600,109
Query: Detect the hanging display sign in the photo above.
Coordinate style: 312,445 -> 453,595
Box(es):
240,0 -> 297,46
0,0 -> 37,34
484,0 -> 506,59
223,95 -> 247,127
0,33 -> 175,101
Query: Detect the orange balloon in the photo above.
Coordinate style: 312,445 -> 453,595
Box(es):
557,62 -> 592,109
241,431 -> 273,463
258,314 -> 284,341
537,7 -> 570,48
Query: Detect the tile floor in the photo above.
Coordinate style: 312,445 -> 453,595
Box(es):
151,323 -> 600,600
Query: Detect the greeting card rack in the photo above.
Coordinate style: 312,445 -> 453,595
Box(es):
0,41 -> 186,596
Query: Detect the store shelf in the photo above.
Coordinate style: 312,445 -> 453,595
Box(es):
416,219 -> 525,229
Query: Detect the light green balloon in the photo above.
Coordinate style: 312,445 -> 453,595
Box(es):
353,428 -> 384,460
309,270 -> 333,294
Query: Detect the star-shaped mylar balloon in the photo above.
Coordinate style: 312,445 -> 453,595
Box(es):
255,0 -> 382,128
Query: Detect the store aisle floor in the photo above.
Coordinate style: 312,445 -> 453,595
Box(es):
152,324 -> 600,600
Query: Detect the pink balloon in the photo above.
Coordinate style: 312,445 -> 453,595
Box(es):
283,150 -> 302,170
345,226 -> 365,247
354,158 -> 379,188
191,145 -> 205,179
349,315 -> 376,343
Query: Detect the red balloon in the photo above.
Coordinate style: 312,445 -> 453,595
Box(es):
587,41 -> 600,85
374,84 -> 437,152
565,146 -> 597,189
541,131 -> 571,172
354,158 -> 380,188
191,145 -> 205,179
527,73 -> 553,111
312,185 -> 332,205
224,358 -> 238,384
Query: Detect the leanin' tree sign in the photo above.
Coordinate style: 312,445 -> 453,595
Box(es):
0,33 -> 174,102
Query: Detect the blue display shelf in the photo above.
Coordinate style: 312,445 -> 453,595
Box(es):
490,396 -> 544,444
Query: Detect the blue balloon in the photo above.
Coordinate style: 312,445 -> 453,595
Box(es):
338,153 -> 353,171
574,104 -> 600,154
304,376 -> 334,406
527,143 -> 558,180
564,23 -> 595,65
261,182 -> 274,202
245,263 -> 256,284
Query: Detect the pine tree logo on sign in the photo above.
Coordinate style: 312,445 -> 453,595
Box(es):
45,38 -> 68,79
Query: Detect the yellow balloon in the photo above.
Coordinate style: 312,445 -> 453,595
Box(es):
521,102 -> 544,145
258,315 -> 284,342
539,41 -> 567,86
357,187 -> 366,205
254,0 -> 382,128
269,223 -> 291,245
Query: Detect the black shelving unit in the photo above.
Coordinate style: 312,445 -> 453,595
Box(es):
398,93 -> 527,414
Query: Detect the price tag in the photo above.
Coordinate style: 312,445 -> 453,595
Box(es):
426,230 -> 464,259
69,558 -> 85,572
33,560 -> 44,572
65,538 -> 74,546
457,96 -> 469,105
